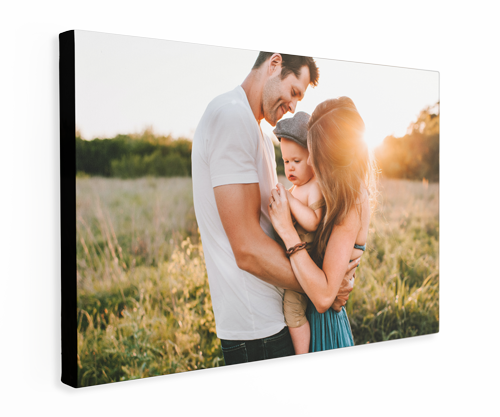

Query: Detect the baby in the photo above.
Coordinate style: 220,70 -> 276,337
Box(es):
273,111 -> 325,355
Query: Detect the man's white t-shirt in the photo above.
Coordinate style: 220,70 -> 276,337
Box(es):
192,85 -> 285,340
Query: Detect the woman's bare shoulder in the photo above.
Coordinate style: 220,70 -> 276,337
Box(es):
356,188 -> 371,234
359,187 -> 371,215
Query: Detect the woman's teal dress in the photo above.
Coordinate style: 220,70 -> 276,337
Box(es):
306,243 -> 365,352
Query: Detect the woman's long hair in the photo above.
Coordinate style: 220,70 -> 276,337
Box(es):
308,97 -> 378,267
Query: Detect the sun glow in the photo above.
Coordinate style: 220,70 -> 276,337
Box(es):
281,58 -> 439,154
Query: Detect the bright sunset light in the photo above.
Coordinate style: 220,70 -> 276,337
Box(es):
260,59 -> 438,152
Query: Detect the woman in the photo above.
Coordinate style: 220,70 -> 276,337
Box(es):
268,97 -> 377,352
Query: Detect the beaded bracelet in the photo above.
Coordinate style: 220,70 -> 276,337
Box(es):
285,242 -> 307,257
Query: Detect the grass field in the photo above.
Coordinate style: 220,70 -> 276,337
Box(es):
76,176 -> 439,386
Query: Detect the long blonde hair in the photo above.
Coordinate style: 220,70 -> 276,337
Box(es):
308,97 -> 377,267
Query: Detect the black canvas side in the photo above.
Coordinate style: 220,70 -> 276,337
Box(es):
59,30 -> 77,388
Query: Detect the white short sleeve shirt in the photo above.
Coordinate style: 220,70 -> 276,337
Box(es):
192,86 -> 285,340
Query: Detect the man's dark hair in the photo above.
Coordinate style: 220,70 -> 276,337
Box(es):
252,52 -> 319,87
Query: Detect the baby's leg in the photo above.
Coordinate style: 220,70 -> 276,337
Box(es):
289,321 -> 310,355
283,289 -> 310,355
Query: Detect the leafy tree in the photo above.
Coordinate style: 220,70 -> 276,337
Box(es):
75,129 -> 192,178
375,102 -> 439,182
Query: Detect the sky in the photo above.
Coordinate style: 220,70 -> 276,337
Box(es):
75,30 -> 439,150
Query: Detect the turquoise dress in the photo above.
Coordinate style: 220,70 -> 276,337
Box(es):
306,243 -> 365,352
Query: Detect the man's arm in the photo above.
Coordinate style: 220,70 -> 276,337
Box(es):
214,182 -> 304,292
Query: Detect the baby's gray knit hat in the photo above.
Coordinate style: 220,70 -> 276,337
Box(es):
273,111 -> 310,148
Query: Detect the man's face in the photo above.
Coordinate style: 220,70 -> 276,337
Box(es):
262,65 -> 310,126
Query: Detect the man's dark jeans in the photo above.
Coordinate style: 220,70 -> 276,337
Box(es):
220,326 -> 295,365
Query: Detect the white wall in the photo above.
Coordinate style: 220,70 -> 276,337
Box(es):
2,1 -> 499,415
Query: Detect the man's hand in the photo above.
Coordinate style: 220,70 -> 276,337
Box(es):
332,257 -> 360,312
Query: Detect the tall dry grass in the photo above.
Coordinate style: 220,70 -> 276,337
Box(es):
346,179 -> 439,342
76,176 -> 438,386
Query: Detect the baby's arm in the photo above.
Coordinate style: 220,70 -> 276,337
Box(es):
286,183 -> 324,232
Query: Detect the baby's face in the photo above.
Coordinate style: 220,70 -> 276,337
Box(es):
280,138 -> 315,186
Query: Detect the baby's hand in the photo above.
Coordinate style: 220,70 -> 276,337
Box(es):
275,183 -> 291,201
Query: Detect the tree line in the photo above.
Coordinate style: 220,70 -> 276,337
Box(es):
76,129 -> 192,178
374,102 -> 439,182
76,102 -> 439,182
75,128 -> 286,178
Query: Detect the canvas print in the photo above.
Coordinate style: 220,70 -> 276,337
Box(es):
60,30 -> 439,388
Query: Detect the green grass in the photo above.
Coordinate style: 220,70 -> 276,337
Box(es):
76,176 -> 439,386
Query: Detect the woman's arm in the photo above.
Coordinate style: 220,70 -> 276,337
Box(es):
269,184 -> 360,313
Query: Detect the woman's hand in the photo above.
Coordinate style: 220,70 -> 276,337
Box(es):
268,183 -> 296,243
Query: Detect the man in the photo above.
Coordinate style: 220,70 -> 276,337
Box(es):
192,52 -> 356,365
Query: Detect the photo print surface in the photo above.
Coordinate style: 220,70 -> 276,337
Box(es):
60,29 -> 439,387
